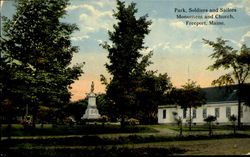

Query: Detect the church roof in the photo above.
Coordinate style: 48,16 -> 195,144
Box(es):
202,85 -> 238,103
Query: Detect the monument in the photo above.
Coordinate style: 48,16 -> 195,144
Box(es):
81,81 -> 101,120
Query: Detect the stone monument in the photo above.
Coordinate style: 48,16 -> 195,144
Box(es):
81,81 -> 101,120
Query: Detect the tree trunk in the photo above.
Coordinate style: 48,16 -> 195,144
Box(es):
0,123 -> 1,142
237,83 -> 242,129
209,122 -> 212,136
7,123 -> 11,140
120,114 -> 125,130
180,122 -> 183,137
32,111 -> 37,128
234,121 -> 236,135
189,107 -> 192,131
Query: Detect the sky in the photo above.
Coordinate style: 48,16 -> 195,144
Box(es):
1,0 -> 250,101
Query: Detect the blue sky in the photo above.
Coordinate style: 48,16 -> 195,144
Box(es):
1,0 -> 250,101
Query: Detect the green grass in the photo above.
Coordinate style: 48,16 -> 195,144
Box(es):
2,146 -> 186,157
1,124 -> 250,156
1,133 -> 250,156
161,124 -> 250,132
0,124 -> 158,137
2,133 -> 250,148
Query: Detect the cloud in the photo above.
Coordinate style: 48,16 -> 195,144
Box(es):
240,31 -> 250,44
222,1 -> 250,16
94,1 -> 105,8
170,21 -> 186,29
75,4 -> 115,34
228,39 -> 242,48
71,35 -> 90,41
67,0 -> 114,10
227,31 -> 250,48
175,40 -> 194,49
152,42 -> 171,50
66,5 -> 83,11
0,1 -> 3,8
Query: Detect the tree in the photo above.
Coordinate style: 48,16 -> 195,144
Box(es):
203,38 -> 250,128
36,106 -> 57,127
228,114 -> 237,135
204,115 -> 217,136
63,99 -> 88,123
96,93 -> 117,121
1,0 -> 84,126
135,72 -> 172,124
101,0 -> 151,128
177,81 -> 206,131
175,116 -> 183,137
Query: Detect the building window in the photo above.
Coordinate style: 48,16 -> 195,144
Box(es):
215,108 -> 220,118
183,108 -> 186,119
226,107 -> 231,118
163,110 -> 166,119
203,108 -> 207,118
192,109 -> 196,119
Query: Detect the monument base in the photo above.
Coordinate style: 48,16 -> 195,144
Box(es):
81,108 -> 101,120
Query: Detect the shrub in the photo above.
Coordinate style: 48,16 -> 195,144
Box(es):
204,115 -> 217,136
99,115 -> 109,125
127,118 -> 139,125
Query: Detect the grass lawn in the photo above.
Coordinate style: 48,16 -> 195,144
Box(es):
1,135 -> 250,156
149,124 -> 250,133
0,124 -> 159,137
1,124 -> 250,156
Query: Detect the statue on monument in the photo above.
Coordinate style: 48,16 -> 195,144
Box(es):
81,81 -> 100,120
91,81 -> 94,93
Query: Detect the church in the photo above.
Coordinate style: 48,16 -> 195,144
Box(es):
158,86 -> 250,125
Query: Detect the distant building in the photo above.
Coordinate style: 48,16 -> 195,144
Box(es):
158,86 -> 250,125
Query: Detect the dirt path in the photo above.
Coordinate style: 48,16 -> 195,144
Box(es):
170,138 -> 250,155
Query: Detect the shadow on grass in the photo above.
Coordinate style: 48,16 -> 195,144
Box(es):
1,133 -> 250,147
1,124 -> 158,137
169,125 -> 250,132
1,146 -> 186,157
1,133 -> 250,156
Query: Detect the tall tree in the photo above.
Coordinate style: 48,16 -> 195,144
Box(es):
136,72 -> 172,124
101,0 -> 152,128
1,0 -> 83,126
203,38 -> 250,128
177,81 -> 206,131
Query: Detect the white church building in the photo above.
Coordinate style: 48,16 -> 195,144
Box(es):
158,86 -> 250,125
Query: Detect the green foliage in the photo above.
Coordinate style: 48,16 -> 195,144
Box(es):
136,72 -> 172,124
0,0 -> 84,123
204,115 -> 217,123
241,84 -> 250,106
228,114 -> 237,134
127,118 -> 140,125
204,115 -> 217,136
175,116 -> 183,137
63,99 -> 87,122
0,100 -> 18,123
203,38 -> 250,127
101,1 -> 172,125
96,93 -> 117,121
177,81 -> 206,109
175,81 -> 206,130
228,114 -> 237,122
101,0 -> 152,126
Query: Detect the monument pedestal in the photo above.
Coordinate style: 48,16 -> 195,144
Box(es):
81,82 -> 101,120
82,108 -> 100,119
